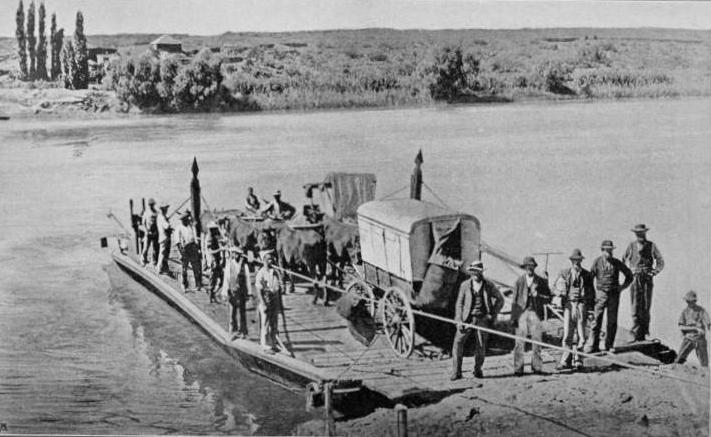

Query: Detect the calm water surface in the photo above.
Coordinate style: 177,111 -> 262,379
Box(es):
0,98 -> 709,433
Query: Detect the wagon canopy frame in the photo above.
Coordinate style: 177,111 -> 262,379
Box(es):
356,198 -> 482,294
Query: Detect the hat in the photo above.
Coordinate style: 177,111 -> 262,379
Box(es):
207,221 -> 218,229
467,260 -> 485,272
179,211 -> 191,221
261,249 -> 275,260
159,202 -> 170,210
520,256 -> 538,268
631,224 -> 650,233
148,198 -> 156,205
229,246 -> 245,254
684,290 -> 698,302
273,190 -> 281,196
600,240 -> 616,250
569,248 -> 585,261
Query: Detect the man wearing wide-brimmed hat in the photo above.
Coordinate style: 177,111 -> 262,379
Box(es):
675,290 -> 710,367
623,224 -> 665,342
450,260 -> 504,381
512,256 -> 551,375
156,202 -> 173,275
553,249 -> 595,370
584,240 -> 633,353
177,212 -> 202,292
141,198 -> 159,267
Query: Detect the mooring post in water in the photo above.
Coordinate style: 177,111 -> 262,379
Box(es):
395,404 -> 408,437
410,149 -> 423,200
324,381 -> 335,436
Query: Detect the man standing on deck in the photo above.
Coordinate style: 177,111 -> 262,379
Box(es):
512,256 -> 551,376
584,240 -> 634,353
261,190 -> 296,221
623,224 -> 664,342
205,222 -> 224,303
553,249 -> 595,370
177,212 -> 202,292
156,202 -> 173,275
141,198 -> 159,267
450,260 -> 504,381
226,247 -> 250,340
245,187 -> 260,214
255,251 -> 282,354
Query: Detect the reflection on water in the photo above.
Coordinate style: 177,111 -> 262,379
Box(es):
0,98 -> 709,433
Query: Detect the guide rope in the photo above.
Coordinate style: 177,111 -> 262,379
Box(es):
233,250 -> 706,388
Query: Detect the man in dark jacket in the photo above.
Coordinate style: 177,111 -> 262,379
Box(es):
450,260 -> 504,380
512,256 -> 551,375
584,240 -> 634,353
623,224 -> 664,342
553,249 -> 595,369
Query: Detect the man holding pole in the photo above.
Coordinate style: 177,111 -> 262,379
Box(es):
450,260 -> 504,380
141,198 -> 159,267
255,251 -> 282,354
512,256 -> 551,376
623,224 -> 664,342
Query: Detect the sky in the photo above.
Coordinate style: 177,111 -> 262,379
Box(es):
1,0 -> 710,37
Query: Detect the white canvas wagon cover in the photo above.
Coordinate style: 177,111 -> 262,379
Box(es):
357,199 -> 481,283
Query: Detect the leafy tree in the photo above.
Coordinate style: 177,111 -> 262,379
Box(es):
72,11 -> 89,89
26,1 -> 35,80
36,2 -> 47,80
171,49 -> 226,110
16,0 -> 27,79
50,13 -> 62,80
427,46 -> 467,102
61,39 -> 74,88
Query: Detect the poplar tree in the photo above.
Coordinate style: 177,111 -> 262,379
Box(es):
27,1 -> 36,80
50,13 -> 60,80
72,11 -> 88,89
61,39 -> 74,89
16,0 -> 27,79
36,2 -> 48,80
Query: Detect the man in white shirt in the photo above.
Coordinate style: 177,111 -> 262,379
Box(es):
156,203 -> 173,275
141,198 -> 159,267
177,212 -> 202,292
255,251 -> 282,353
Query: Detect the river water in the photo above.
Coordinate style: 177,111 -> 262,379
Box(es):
0,98 -> 709,434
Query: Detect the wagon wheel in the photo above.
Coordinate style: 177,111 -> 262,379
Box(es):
380,287 -> 415,358
345,279 -> 376,318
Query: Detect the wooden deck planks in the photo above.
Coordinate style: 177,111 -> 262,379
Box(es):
115,250 -> 561,402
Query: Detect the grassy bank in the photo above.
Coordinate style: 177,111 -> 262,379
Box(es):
1,28 -> 710,114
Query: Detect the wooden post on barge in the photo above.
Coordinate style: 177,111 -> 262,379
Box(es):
130,199 -> 139,254
324,381 -> 335,436
410,149 -> 423,200
191,158 -> 202,238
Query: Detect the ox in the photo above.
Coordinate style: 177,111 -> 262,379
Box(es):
323,217 -> 360,289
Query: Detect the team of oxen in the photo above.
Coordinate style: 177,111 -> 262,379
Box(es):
199,210 -> 360,303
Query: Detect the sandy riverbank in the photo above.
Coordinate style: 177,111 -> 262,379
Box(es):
296,362 -> 709,437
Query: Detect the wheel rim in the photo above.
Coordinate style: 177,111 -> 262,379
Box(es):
380,287 -> 415,358
345,279 -> 376,318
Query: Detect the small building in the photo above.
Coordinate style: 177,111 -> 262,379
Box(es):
150,35 -> 183,53
88,47 -> 117,63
